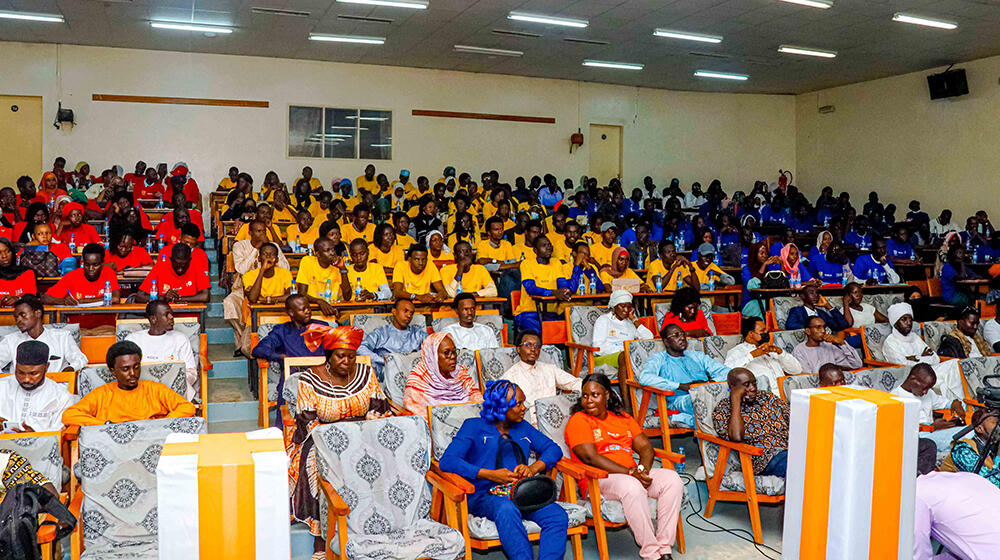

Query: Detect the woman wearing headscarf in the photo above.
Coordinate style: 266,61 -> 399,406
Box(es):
779,242 -> 816,285
427,230 -> 453,263
0,238 -> 35,305
289,324 -> 391,555
413,195 -> 442,244
439,380 -> 569,560
807,230 -> 833,276
599,247 -> 649,292
34,172 -> 67,206
403,332 -> 483,416
53,201 -> 101,245
935,231 -> 963,278
14,202 -> 50,244
741,241 -> 782,320
593,290 -> 655,399
70,162 -> 94,190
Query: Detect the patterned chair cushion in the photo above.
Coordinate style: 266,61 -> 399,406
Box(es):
921,321 -> 955,352
689,379 -> 783,495
0,433 -> 63,486
468,501 -> 587,540
282,373 -> 301,417
625,339 -> 664,382
568,306 -> 605,347
476,345 -> 565,388
75,417 -> 206,559
0,323 -> 80,345
702,335 -> 743,363
343,519 -> 465,560
863,322 -> 923,363
432,315 -> 504,344
853,366 -> 910,392
429,402 -> 484,462
771,329 -> 806,355
779,372 -> 858,400
384,352 -> 421,407
353,314 -> 427,336
866,293 -> 903,317
958,356 -> 1000,400
772,296 -> 800,330
77,362 -> 187,399
653,301 -> 716,335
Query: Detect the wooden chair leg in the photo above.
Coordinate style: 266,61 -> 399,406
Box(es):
704,445 -> 730,519
675,517 -> 685,554
571,348 -> 584,377
738,452 -> 764,544
570,532 -> 584,560
588,479 -> 611,560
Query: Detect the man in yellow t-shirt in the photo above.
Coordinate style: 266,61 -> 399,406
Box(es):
390,169 -> 415,197
441,241 -> 498,297
552,220 -> 582,264
477,217 -> 518,270
355,164 -> 379,194
287,210 -> 321,250
217,166 -> 238,191
691,243 -> 736,290
391,245 -> 445,303
345,239 -> 391,301
242,243 -> 293,306
293,166 -> 323,192
647,239 -> 697,291
515,236 -> 572,332
295,238 -> 349,316
235,203 -> 284,243
590,222 -> 621,268
341,204 -> 376,245
510,220 -> 543,262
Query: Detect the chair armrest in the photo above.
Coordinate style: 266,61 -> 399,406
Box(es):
62,425 -> 80,443
653,448 -> 686,465
863,359 -> 901,368
919,424 -> 935,432
429,463 -> 475,494
67,489 -> 84,517
565,342 -> 600,352
625,380 -> 675,397
553,458 -> 586,481
319,478 -> 351,516
964,398 -> 984,409
280,405 -> 294,427
694,430 -> 765,456
556,458 -> 609,480
426,470 -> 469,502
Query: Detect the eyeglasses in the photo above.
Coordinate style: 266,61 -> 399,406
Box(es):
519,342 -> 542,349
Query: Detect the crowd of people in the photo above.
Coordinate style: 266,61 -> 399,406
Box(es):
1,158 -> 999,560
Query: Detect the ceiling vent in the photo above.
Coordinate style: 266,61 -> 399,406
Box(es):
491,29 -> 541,38
251,7 -> 312,17
337,14 -> 394,24
564,37 -> 608,45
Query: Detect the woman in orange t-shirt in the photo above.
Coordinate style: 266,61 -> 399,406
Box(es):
565,373 -> 684,560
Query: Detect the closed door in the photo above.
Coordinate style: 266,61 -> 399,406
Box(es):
0,96 -> 42,188
588,124 -> 622,185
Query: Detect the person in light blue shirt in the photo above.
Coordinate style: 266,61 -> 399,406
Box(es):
357,298 -> 428,381
638,324 -> 729,428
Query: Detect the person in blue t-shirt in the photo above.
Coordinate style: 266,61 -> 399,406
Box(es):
812,241 -> 855,285
844,218 -> 872,250
886,223 -> 920,266
760,198 -> 789,225
940,244 -> 980,307
852,238 -> 901,285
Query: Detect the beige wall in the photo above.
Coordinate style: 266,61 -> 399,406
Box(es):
0,41 -> 795,194
796,54 -> 1000,221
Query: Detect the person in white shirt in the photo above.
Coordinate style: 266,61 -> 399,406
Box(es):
125,301 -> 199,401
439,293 -> 501,351
725,316 -> 802,393
683,182 -> 707,209
882,302 -> 964,402
929,209 -> 960,239
501,330 -> 581,424
0,295 -> 87,373
0,340 -> 78,432
890,363 -> 966,451
980,301 -> 1000,353
592,290 -> 654,406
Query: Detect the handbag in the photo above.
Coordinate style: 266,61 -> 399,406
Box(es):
761,270 -> 789,289
488,434 -> 558,513
17,250 -> 59,278
0,478 -> 77,560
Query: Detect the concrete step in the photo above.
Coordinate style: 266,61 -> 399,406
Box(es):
290,524 -> 315,560
207,326 -> 234,345
208,377 -> 253,403
206,400 -> 257,423
208,301 -> 223,317
211,281 -> 227,296
207,419 -> 260,434
206,248 -> 218,262
209,357 -> 249,379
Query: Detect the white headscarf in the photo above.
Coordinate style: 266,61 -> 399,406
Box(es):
608,289 -> 633,308
887,302 -> 913,327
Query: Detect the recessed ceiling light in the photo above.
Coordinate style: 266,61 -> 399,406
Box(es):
0,10 -> 64,23
336,0 -> 427,8
892,13 -> 957,30
653,29 -> 722,44
694,70 -> 748,81
508,11 -> 588,28
777,0 -> 833,9
454,45 -> 524,57
309,33 -> 385,44
150,22 -> 233,33
583,60 -> 643,71
778,45 -> 837,58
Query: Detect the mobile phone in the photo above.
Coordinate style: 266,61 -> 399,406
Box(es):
2,420 -> 19,431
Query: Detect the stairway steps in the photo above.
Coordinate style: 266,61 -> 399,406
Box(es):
206,400 -> 258,423
207,326 -> 234,345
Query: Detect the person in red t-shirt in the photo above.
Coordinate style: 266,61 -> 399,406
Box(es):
14,203 -> 52,244
137,243 -> 210,304
158,224 -> 209,275
122,161 -> 147,189
0,238 -> 36,305
42,243 -> 120,306
155,193 -> 204,246
15,175 -> 36,213
0,187 -> 22,228
53,202 -> 101,247
168,163 -> 201,210
134,167 -> 165,201
35,172 -> 68,206
106,231 -> 154,271
19,223 -> 72,262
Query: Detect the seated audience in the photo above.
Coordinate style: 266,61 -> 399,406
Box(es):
403,332 -> 482,415
427,230 -> 453,263
295,237 -> 349,316
982,300 -> 1000,352
938,307 -> 992,359
724,317 -> 802,391
713,368 -> 790,477
251,294 -> 327,402
563,242 -> 604,294
53,201 -> 100,246
62,341 -> 195,426
817,363 -> 847,387
0,340 -> 78,432
516,236 -> 572,332
439,293 -> 501,351
785,284 -> 849,332
441,241 -> 497,297
891,363 -> 966,451
358,298 -> 427,381
659,286 -> 712,337
883,302 -> 964,402
0,238 -> 36,304
125,301 -> 198,401
42,242 -> 120,309
692,243 -> 736,289
600,247 -> 648,292
156,192 -> 206,245
591,222 -> 621,267
341,203 -> 376,244
391,244 -> 445,302
289,324 -> 390,548
440,380 -> 569,560
841,282 -> 886,327
288,209 -> 321,250
345,239 -> 392,301
234,203 -> 282,244
501,329 -> 581,423
137,244 -> 210,303
940,245 -> 980,308
22,222 -> 72,262
851,238 -> 901,284
914,471 -> 1000,560
593,290 -> 654,400
792,316 -> 863,373
639,324 -> 728,428
105,231 -> 154,271
0,295 -> 87,373
566,373 -> 684,560
944,409 -> 998,487
370,223 -> 405,269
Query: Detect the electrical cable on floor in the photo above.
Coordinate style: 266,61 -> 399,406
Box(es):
677,472 -> 782,560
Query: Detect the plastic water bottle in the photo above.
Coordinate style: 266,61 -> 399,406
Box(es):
973,245 -> 980,263
456,277 -> 463,295
707,275 -> 715,292
676,274 -> 683,291
103,281 -> 112,306
150,280 -> 158,301
290,280 -> 297,294
823,216 -> 830,227
68,234 -> 76,254
355,277 -> 362,300
791,269 -> 800,289
156,197 -> 164,209
324,279 -> 332,304
589,278 -> 596,296
578,280 -> 586,295
307,244 -> 313,256
103,222 -> 109,239
677,235 -> 685,251
677,446 -> 686,473
842,264 -> 850,286
655,275 -> 663,293
158,234 -> 164,252
292,235 -> 300,253
146,237 -> 153,253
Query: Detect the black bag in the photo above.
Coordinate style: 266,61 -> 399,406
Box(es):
761,270 -> 789,290
488,434 -> 558,514
17,250 -> 59,278
0,481 -> 77,560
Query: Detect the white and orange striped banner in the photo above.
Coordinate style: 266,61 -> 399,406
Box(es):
783,386 -> 920,560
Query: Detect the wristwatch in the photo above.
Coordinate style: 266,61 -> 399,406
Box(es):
635,464 -> 645,473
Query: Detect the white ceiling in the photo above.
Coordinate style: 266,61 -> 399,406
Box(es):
4,0 -> 1000,94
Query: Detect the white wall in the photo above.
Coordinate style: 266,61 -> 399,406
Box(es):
0,41 -> 795,193
796,54 -> 1000,220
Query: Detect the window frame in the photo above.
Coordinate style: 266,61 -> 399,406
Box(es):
285,103 -> 393,161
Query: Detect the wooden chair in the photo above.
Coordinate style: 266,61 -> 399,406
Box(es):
79,335 -> 116,365
0,370 -> 77,394
278,355 -> 371,444
621,339 -> 691,441
564,305 -> 608,377
860,323 -> 924,367
689,380 -> 785,544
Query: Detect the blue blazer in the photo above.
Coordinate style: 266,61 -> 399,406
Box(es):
786,305 -> 849,332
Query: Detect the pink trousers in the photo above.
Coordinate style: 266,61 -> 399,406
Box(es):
598,468 -> 683,560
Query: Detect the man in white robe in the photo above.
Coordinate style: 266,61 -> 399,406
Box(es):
882,302 -> 964,402
0,340 -> 78,432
